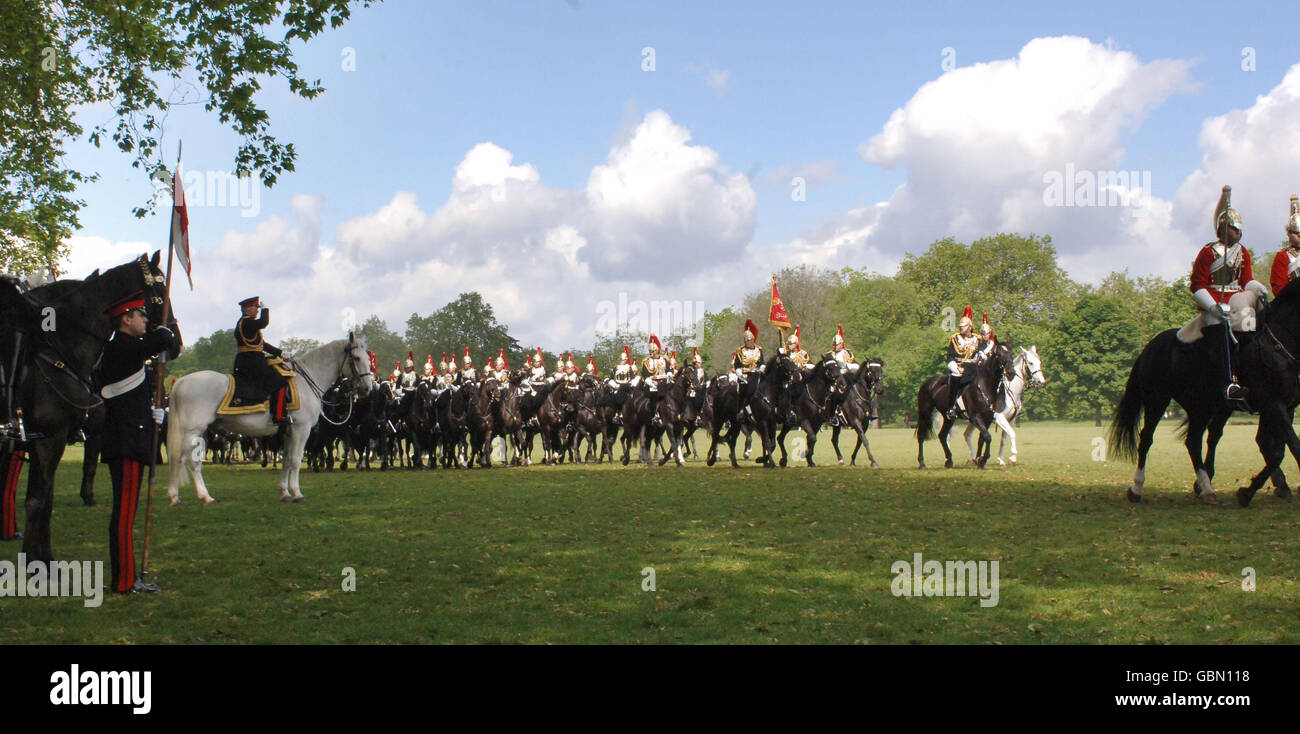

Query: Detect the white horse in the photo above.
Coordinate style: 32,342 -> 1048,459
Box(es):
166,334 -> 373,504
964,345 -> 1045,466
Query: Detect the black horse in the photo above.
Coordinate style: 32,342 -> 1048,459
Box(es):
775,355 -> 842,468
1109,284 -> 1300,505
828,358 -> 885,467
1,254 -> 173,563
915,342 -> 1012,469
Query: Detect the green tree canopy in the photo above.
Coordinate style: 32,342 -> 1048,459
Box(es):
0,0 -> 376,271
404,292 -> 521,371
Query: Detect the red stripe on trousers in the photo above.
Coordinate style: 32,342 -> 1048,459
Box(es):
116,459 -> 140,592
2,450 -> 24,539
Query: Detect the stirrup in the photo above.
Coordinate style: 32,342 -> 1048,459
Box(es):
1224,383 -> 1248,401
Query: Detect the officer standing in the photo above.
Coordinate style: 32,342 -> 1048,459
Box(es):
99,294 -> 177,594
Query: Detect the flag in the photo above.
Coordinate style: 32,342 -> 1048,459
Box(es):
171,164 -> 192,289
768,275 -> 791,331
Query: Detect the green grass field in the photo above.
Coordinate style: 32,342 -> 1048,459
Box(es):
2,421 -> 1298,644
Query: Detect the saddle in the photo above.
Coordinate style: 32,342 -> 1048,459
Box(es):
220,357 -> 300,416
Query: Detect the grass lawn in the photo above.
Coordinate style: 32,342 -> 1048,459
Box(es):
2,421 -> 1297,644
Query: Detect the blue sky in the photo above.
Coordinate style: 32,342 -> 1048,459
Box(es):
60,0 -> 1300,348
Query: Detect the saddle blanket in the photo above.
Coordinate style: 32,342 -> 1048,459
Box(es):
217,358 -> 301,416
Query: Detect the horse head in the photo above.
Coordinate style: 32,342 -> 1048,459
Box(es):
344,332 -> 375,395
1019,345 -> 1045,388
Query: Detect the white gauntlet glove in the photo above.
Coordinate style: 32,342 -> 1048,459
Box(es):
151,407 -> 165,426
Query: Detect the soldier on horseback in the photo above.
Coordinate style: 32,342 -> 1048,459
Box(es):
828,324 -> 858,374
732,319 -> 764,383
944,307 -> 993,420
1190,185 -> 1269,402
401,351 -> 419,390
422,354 -> 436,384
460,348 -> 477,385
1269,195 -> 1300,297
585,355 -> 598,378
233,296 -> 291,428
691,347 -> 705,383
641,335 -> 670,425
778,325 -> 813,424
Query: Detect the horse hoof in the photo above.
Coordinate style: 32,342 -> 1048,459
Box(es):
1009,457 -> 1018,466
1126,487 -> 1141,503
1274,486 -> 1293,500
1198,492 -> 1220,506
870,462 -> 879,469
996,458 -> 1006,467
293,496 -> 305,503
779,457 -> 788,468
202,497 -> 217,506
944,461 -> 953,469
1237,487 -> 1254,507
169,498 -> 181,508
967,459 -> 979,467
281,496 -> 293,503
81,496 -> 96,507
838,459 -> 846,466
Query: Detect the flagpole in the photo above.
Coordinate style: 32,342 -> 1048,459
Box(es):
142,141 -> 180,578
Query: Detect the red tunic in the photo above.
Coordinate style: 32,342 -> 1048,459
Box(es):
1189,243 -> 1253,308
1271,248 -> 1298,296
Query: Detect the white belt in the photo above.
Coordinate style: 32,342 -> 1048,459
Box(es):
101,367 -> 146,399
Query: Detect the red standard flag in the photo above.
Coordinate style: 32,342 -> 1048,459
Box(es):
768,274 -> 791,331
171,166 -> 192,289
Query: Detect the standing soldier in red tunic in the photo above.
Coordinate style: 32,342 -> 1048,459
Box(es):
1269,195 -> 1300,297
1189,186 -> 1269,401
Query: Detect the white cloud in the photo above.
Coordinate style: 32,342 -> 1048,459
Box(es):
215,194 -> 322,274
842,36 -> 1197,283
761,161 -> 839,188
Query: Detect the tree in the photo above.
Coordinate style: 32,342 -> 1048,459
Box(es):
166,327 -> 234,379
280,336 -> 321,358
1048,294 -> 1143,426
0,0 -> 376,270
404,293 -> 521,370
356,314 -> 404,374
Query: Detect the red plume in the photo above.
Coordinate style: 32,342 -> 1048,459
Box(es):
744,319 -> 758,339
962,305 -> 973,321
649,334 -> 661,351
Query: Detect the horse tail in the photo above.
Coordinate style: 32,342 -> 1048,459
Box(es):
915,381 -> 936,442
1107,354 -> 1145,463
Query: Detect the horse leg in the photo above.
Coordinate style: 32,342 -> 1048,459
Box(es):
185,431 -> 218,505
963,422 -> 978,464
1203,409 -> 1231,485
994,413 -> 1016,465
80,430 -> 100,506
777,425 -> 790,468
937,417 -> 955,469
1125,401 -> 1166,502
287,426 -> 308,502
22,439 -> 64,564
830,425 -> 845,466
802,421 -> 817,467
1239,405 -> 1289,507
858,425 -> 878,468
1183,412 -> 1218,504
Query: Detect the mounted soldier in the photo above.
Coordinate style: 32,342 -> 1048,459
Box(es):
691,347 -> 705,383
778,325 -> 812,424
459,348 -> 477,385
495,349 -> 510,382
584,355 -> 598,378
400,351 -> 419,390
232,296 -> 291,428
422,354 -> 436,384
732,319 -> 764,383
945,306 -> 993,420
828,324 -> 858,375
1188,185 -> 1268,402
641,335 -> 670,424
1269,194 -> 1300,297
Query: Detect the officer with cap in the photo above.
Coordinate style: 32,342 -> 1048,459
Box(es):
234,296 -> 290,427
99,293 -> 178,594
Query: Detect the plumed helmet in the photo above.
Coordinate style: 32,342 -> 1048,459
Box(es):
649,335 -> 661,353
958,306 -> 973,329
405,350 -> 415,370
1215,184 -> 1243,236
833,324 -> 844,346
1288,194 -> 1300,235
586,356 -> 598,374
439,352 -> 449,372
622,345 -> 632,364
565,352 -> 574,369
980,313 -> 991,336
787,325 -> 800,346
692,346 -> 702,365
535,346 -> 544,365
368,350 -> 378,375
424,354 -> 435,376
462,347 -> 472,366
744,319 -> 758,341
391,362 -> 401,380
